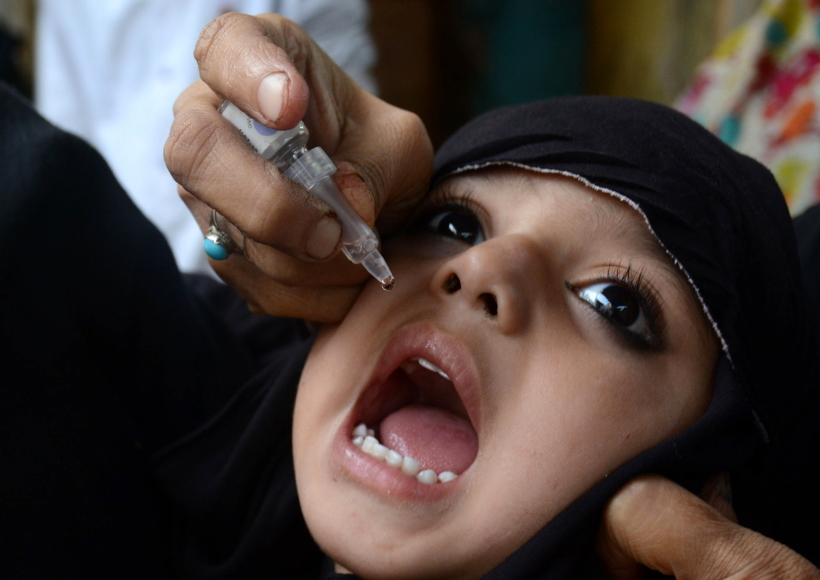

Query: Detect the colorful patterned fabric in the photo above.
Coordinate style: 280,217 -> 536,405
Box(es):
677,0 -> 820,215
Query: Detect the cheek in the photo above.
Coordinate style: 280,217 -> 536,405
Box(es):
508,371 -> 639,477
658,342 -> 716,433
293,327 -> 345,457
292,319 -> 379,471
485,350 -> 704,511
450,355 -> 645,540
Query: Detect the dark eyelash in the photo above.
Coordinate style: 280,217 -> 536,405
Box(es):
424,183 -> 483,217
408,183 -> 488,235
567,263 -> 666,352
608,264 -> 665,350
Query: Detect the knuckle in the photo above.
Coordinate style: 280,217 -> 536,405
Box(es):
244,243 -> 297,285
260,12 -> 289,29
755,543 -> 820,580
389,109 -> 424,147
703,525 -> 818,580
397,109 -> 426,138
172,81 -> 206,116
396,109 -> 428,146
376,108 -> 433,202
260,13 -> 309,57
194,13 -> 234,66
388,109 -> 433,182
703,525 -> 753,573
279,19 -> 311,61
242,173 -> 289,237
195,12 -> 257,74
247,174 -> 316,244
164,107 -> 222,188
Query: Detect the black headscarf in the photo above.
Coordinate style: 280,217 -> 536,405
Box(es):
152,97 -> 819,579
430,96 -> 820,577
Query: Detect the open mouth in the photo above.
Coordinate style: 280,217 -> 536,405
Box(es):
347,332 -> 480,487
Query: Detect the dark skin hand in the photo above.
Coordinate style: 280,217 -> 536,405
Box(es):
597,474 -> 820,579
164,12 -> 433,322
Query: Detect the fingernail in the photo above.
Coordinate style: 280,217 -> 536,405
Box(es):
258,73 -> 288,123
307,216 -> 342,260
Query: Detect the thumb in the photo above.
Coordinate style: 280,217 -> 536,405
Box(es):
194,13 -> 311,130
596,474 -> 820,580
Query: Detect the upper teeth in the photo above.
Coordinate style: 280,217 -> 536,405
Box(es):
351,423 -> 458,485
410,357 -> 451,381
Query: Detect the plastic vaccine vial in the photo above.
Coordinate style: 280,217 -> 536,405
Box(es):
219,101 -> 394,290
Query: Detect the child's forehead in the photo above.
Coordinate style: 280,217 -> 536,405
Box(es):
440,168 -> 656,244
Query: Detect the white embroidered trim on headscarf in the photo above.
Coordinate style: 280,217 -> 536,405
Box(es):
443,162 -> 733,364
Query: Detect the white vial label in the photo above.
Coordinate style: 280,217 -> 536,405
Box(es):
221,102 -> 277,154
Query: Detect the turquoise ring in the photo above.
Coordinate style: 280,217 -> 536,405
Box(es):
204,210 -> 241,261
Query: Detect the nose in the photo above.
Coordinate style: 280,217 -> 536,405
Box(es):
430,234 -> 542,334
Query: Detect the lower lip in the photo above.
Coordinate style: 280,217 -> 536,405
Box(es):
332,423 -> 463,501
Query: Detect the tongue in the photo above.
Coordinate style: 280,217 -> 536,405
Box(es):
379,404 -> 478,475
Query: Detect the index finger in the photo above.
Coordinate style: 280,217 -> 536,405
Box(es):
165,90 -> 342,261
597,475 -> 820,580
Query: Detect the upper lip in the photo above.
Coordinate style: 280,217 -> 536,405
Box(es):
353,322 -> 482,436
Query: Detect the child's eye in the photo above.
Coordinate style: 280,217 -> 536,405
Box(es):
570,278 -> 663,351
578,282 -> 648,332
421,210 -> 485,245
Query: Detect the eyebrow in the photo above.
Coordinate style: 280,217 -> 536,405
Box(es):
589,201 -> 668,261
589,199 -> 703,311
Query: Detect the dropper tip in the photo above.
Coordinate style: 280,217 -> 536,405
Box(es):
381,275 -> 395,291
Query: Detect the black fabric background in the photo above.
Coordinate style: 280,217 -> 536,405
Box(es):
0,82 -> 321,578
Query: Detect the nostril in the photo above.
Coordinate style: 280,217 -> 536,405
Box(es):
480,293 -> 498,317
443,273 -> 461,293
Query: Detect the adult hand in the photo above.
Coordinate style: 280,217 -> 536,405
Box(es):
165,13 -> 433,322
597,474 -> 820,579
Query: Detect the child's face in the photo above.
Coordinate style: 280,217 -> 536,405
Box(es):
293,170 -> 719,579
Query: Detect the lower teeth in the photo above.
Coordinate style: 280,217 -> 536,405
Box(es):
351,423 -> 458,485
